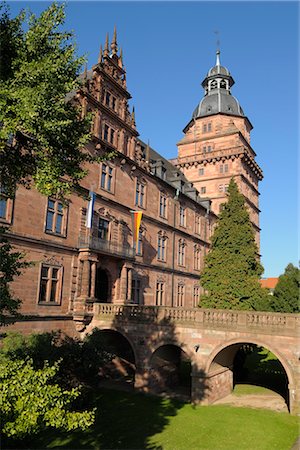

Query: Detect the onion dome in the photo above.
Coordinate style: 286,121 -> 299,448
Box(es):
192,50 -> 244,119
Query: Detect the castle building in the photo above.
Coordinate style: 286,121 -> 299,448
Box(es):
1,31 -> 262,334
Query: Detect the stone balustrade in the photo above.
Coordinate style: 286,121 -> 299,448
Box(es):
92,303 -> 299,336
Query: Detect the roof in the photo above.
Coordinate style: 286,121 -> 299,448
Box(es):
260,278 -> 279,289
138,139 -> 212,213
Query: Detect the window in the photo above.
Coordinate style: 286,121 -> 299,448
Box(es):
200,187 -> 206,194
98,218 -> 109,240
0,186 -> 8,220
178,239 -> 185,266
220,164 -> 228,174
199,168 -> 204,176
156,281 -> 165,306
100,163 -> 113,191
203,122 -> 212,133
195,215 -> 201,235
193,285 -> 200,307
135,181 -> 145,208
105,91 -> 111,107
218,184 -> 224,192
176,283 -> 185,307
203,145 -> 211,154
39,265 -> 62,304
159,193 -> 167,218
103,124 -> 109,141
136,231 -> 143,256
194,246 -> 201,270
225,184 -> 229,192
179,205 -> 186,227
46,199 -> 66,235
157,235 -> 166,261
0,185 -> 13,224
131,278 -> 141,304
112,96 -> 116,111
110,128 -> 115,145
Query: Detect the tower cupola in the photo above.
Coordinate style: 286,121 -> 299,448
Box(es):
192,50 -> 244,119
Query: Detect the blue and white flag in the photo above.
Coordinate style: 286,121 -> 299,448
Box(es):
86,191 -> 96,228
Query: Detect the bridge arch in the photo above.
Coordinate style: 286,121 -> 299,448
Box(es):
149,343 -> 192,399
206,337 -> 294,387
205,337 -> 293,411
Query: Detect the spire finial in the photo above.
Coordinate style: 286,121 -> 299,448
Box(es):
214,30 -> 221,65
104,33 -> 109,57
111,25 -> 118,55
98,44 -> 103,64
131,106 -> 135,126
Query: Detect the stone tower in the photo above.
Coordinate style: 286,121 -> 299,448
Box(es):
78,28 -> 148,166
176,50 -> 263,246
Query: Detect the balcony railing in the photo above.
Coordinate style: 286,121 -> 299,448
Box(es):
91,303 -> 299,336
78,236 -> 135,259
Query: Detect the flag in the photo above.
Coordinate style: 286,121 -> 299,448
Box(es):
130,210 -> 143,250
86,191 -> 96,228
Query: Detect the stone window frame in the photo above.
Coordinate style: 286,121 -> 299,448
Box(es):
157,231 -> 167,262
219,163 -> 229,174
100,162 -> 115,194
135,178 -> 147,209
193,244 -> 201,271
131,276 -> 141,304
200,186 -> 206,195
178,238 -> 186,267
159,191 -> 168,219
44,198 -> 68,238
37,263 -> 63,305
136,230 -> 143,256
102,122 -> 117,147
96,215 -> 111,241
195,214 -> 202,236
193,285 -> 200,307
176,282 -> 185,307
179,204 -> 186,228
0,186 -> 14,225
155,280 -> 165,306
198,168 -> 204,176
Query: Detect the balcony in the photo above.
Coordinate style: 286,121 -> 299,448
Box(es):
78,236 -> 135,259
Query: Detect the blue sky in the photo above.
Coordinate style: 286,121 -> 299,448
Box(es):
8,1 -> 299,277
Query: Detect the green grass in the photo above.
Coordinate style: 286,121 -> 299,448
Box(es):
233,384 -> 278,396
4,387 -> 299,450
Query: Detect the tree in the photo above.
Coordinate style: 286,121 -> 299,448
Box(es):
270,263 -> 300,313
0,2 -> 114,323
0,2 -> 103,200
0,227 -> 30,324
0,356 -> 95,439
200,178 -> 270,311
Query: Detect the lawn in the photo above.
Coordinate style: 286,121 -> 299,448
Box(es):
5,387 -> 299,450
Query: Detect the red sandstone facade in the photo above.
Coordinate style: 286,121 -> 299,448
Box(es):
1,33 -> 262,335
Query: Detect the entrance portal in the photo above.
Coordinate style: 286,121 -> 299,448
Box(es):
95,268 -> 109,302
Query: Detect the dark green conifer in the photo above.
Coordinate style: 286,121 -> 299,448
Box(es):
200,178 -> 270,310
270,264 -> 299,313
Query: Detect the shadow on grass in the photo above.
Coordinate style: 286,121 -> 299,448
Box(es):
4,387 -> 185,450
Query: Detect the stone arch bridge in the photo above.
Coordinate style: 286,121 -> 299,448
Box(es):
82,304 -> 300,414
